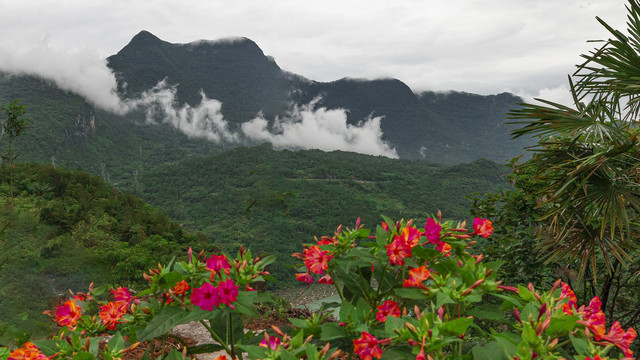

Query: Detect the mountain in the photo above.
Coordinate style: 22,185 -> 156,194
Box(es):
104,30 -> 534,163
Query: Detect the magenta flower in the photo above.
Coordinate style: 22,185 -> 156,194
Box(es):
424,218 -> 442,244
206,254 -> 231,273
190,282 -> 221,311
259,335 -> 282,350
218,279 -> 239,305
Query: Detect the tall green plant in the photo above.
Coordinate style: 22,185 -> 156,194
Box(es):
507,1 -> 640,281
1,101 -> 30,206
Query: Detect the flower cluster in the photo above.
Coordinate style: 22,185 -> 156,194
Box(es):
7,342 -> 47,360
559,283 -> 636,358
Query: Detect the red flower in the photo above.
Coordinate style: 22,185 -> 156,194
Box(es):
558,282 -> 577,315
424,218 -> 442,244
206,254 -> 231,274
99,301 -> 127,330
173,280 -> 190,296
601,321 -> 636,357
353,332 -> 384,360
304,245 -> 333,274
403,266 -> 431,288
435,241 -> 452,256
376,300 -> 401,322
386,237 -> 412,265
578,297 -> 606,339
296,272 -> 314,284
8,342 -> 47,360
190,282 -> 221,311
472,218 -> 493,238
112,286 -> 137,305
318,274 -> 334,285
398,226 -> 422,247
55,299 -> 83,330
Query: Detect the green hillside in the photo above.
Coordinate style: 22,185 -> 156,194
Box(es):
138,144 -> 510,282
0,163 -> 213,335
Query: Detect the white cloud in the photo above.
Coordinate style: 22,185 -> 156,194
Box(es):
0,38 -> 125,113
128,81 -> 239,142
512,84 -> 574,107
241,103 -> 398,158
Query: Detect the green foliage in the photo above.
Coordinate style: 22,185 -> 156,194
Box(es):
139,145 -> 509,284
0,163 -> 212,335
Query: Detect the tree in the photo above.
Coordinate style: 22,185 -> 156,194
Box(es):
1,100 -> 31,206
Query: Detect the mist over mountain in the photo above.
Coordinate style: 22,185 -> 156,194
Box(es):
103,30 -> 533,163
0,30 -> 533,166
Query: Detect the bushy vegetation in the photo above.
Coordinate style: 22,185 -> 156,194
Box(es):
0,163 -> 214,335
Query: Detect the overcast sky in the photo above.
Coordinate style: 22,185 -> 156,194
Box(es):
0,1 -> 630,105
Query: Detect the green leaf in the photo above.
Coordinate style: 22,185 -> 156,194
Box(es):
280,348 -> 297,360
493,333 -> 518,358
519,302 -> 538,323
136,306 -> 212,341
107,332 -> 128,352
472,342 -> 509,360
467,304 -> 506,321
156,272 -> 184,290
440,317 -> 473,336
375,225 -> 389,248
288,318 -> 308,328
0,347 -> 9,360
259,254 -> 277,267
237,345 -> 268,360
546,315 -> 578,337
569,333 -> 590,356
233,291 -> 259,317
31,340 -> 61,357
163,349 -> 184,360
320,323 -> 348,341
436,291 -> 456,308
73,351 -> 94,360
517,285 -> 534,302
394,288 -> 427,300
186,344 -> 224,355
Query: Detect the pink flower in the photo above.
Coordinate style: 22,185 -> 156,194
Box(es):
578,297 -> 606,339
295,272 -> 313,284
424,218 -> 442,244
353,332 -> 384,360
190,282 -> 221,311
55,299 -> 83,330
376,300 -> 401,322
111,286 -> 137,304
206,254 -> 231,274
218,279 -> 239,305
259,335 -> 282,350
304,245 -> 333,274
472,218 -> 494,238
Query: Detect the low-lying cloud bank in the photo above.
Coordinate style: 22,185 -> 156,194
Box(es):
0,44 -> 397,158
242,103 -> 398,158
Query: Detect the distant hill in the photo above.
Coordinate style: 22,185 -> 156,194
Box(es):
105,30 -> 534,163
